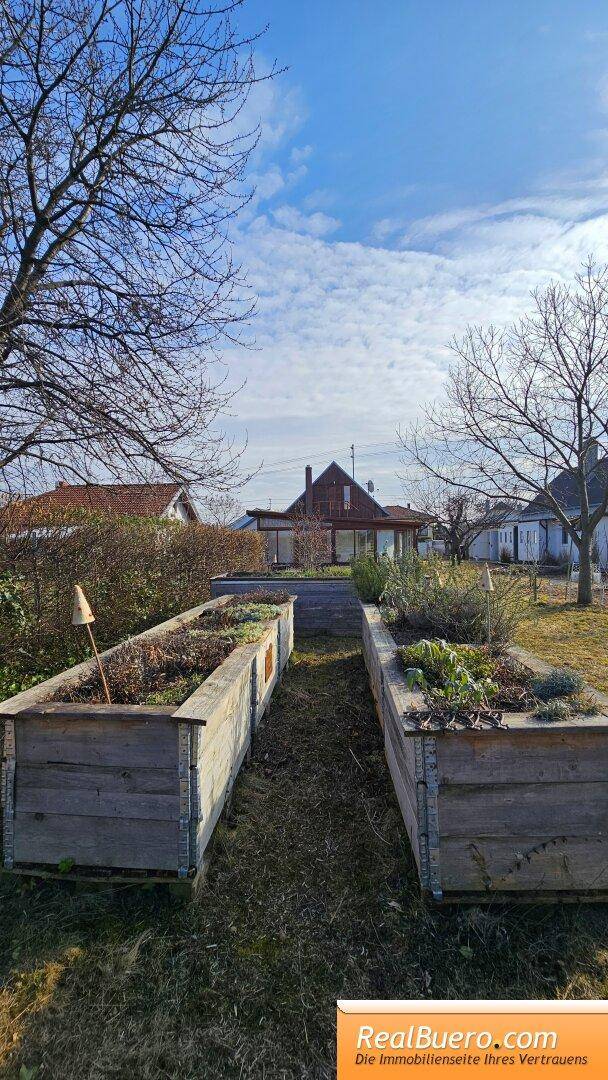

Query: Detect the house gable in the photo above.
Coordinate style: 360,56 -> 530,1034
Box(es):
285,461 -> 389,521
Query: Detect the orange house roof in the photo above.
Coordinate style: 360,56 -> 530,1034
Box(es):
6,481 -> 196,521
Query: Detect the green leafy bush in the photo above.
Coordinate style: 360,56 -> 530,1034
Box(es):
399,638 -> 498,711
399,640 -> 495,682
351,554 -> 391,603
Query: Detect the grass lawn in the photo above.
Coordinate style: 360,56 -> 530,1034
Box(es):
2,638 -> 608,1078
516,585 -> 608,692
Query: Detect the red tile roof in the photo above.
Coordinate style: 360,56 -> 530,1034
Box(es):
383,504 -> 432,522
9,481 -> 189,519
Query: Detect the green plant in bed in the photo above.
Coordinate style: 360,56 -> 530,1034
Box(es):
399,638 -> 499,711
531,669 -> 585,700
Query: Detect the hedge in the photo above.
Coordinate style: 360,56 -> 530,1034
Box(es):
0,509 -> 264,688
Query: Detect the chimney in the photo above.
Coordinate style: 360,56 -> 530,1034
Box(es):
55,480 -> 70,488
305,465 -> 313,515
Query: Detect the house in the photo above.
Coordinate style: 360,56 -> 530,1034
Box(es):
7,480 -> 201,525
469,451 -> 608,567
467,502 -> 520,561
245,461 -> 432,565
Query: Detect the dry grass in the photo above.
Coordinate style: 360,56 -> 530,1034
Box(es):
516,579 -> 608,692
2,637 -> 608,1078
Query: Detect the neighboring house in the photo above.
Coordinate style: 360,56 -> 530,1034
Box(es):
246,461 -> 432,565
417,522 -> 448,557
467,502 -> 520,561
7,480 -> 201,526
230,513 -> 255,530
469,451 -> 608,567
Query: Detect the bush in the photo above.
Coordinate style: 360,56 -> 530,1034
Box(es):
531,669 -> 585,701
499,546 -> 512,564
0,508 -> 264,685
351,554 -> 391,603
382,556 -> 529,645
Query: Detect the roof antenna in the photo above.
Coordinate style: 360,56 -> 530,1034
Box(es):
350,443 -> 355,480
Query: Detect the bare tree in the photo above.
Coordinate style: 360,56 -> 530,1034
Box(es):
291,508 -> 331,570
201,491 -> 243,527
402,261 -> 608,605
0,0 -> 268,492
407,478 -> 499,561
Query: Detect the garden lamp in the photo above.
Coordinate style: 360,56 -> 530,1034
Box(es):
72,584 -> 111,704
480,563 -> 494,644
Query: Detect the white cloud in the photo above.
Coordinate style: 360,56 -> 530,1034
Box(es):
227,191 -> 608,506
270,205 -> 341,236
219,67 -> 608,507
290,144 -> 313,165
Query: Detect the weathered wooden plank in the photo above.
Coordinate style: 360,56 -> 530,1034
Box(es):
17,762 -> 178,794
385,728 -> 420,868
440,835 -> 608,892
437,729 -> 608,785
384,700 -> 418,812
438,780 -> 608,837
15,715 -> 178,768
15,781 -> 179,821
13,812 -> 179,870
9,703 -> 177,722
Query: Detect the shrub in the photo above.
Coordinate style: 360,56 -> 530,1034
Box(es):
531,669 -> 585,701
351,554 -> 391,603
534,698 -> 574,722
399,640 -> 495,683
382,557 -> 529,645
226,590 -> 291,606
499,546 -> 512,564
0,509 -> 265,684
569,692 -> 599,716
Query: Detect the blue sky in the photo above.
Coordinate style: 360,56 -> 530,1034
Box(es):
219,1 -> 608,511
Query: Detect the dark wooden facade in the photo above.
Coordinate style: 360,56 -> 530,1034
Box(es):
247,461 -> 429,566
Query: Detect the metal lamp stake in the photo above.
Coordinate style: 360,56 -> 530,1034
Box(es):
481,563 -> 494,646
72,584 -> 111,704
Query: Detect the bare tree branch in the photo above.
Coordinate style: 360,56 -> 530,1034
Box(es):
400,259 -> 608,605
0,0 -> 273,492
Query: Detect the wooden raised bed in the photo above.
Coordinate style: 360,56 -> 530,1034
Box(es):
362,603 -> 608,902
211,574 -> 361,635
1,594 -> 294,893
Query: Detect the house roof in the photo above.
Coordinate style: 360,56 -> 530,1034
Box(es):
7,481 -> 195,521
285,460 -> 393,518
383,504 -> 433,523
523,456 -> 608,518
480,500 -> 520,526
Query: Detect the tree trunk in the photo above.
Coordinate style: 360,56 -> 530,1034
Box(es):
577,531 -> 593,606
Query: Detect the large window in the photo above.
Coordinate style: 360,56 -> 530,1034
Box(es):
377,530 -> 395,556
355,529 -> 373,556
277,530 -> 294,564
335,530 -> 355,563
265,531 -> 278,564
264,529 -> 294,564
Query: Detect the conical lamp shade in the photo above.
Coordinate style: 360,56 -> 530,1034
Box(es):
481,563 -> 495,593
72,584 -> 95,625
